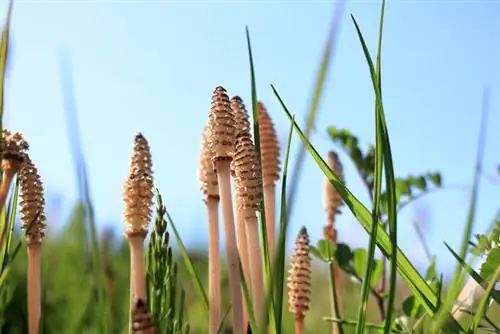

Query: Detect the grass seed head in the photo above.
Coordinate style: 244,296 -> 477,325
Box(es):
287,226 -> 311,317
19,155 -> 46,245
123,133 -> 154,234
233,133 -> 262,211
324,150 -> 344,220
258,102 -> 280,186
208,86 -> 236,165
2,129 -> 28,167
198,125 -> 219,201
131,298 -> 157,334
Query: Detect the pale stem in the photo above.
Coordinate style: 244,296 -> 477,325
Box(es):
244,211 -> 264,327
294,314 -> 304,334
27,243 -> 41,334
129,235 -> 147,300
326,219 -> 342,334
207,198 -> 221,334
235,198 -> 250,326
216,160 -> 244,333
263,184 -> 276,265
452,277 -> 483,323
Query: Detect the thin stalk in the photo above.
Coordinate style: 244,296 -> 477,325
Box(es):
216,160 -> 244,333
27,242 -> 41,334
0,162 -> 16,211
207,197 -> 221,334
326,224 -> 342,334
294,314 -> 304,334
235,201 -> 251,326
263,184 -> 276,265
244,209 -> 264,327
128,232 -> 147,300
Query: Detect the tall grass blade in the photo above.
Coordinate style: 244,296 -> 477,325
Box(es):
245,27 -> 275,332
286,1 -> 346,221
0,0 -> 12,123
165,209 -> 209,312
436,88 -> 490,330
58,51 -> 110,332
272,84 -> 436,312
273,116 -> 295,333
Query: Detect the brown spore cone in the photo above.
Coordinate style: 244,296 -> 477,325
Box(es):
207,86 -> 236,164
233,133 -> 262,211
287,226 -> 311,317
19,156 -> 46,244
123,133 -> 154,234
258,102 -> 280,186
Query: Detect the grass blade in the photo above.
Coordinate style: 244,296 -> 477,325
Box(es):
272,84 -> 437,312
0,0 -> 12,123
469,266 -> 500,332
165,209 -> 209,312
245,27 -> 275,332
436,88 -> 490,330
273,115 -> 295,333
286,1 -> 345,221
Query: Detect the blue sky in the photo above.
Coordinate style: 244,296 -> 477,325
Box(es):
2,0 -> 500,275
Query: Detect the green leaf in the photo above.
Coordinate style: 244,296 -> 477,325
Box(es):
309,245 -> 324,262
396,178 -> 411,196
317,239 -> 336,263
428,172 -> 442,187
402,295 -> 422,319
335,243 -> 354,268
479,248 -> 500,282
352,248 -> 367,279
413,176 -> 427,191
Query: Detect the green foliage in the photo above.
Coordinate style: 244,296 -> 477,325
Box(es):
147,193 -> 190,334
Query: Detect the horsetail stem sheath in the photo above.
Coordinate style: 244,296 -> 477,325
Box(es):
131,298 -> 157,334
323,151 -> 344,334
199,125 -> 222,334
19,155 -> 46,334
123,133 -> 154,303
288,227 -> 311,334
258,102 -> 280,265
207,86 -> 244,333
230,95 -> 252,326
233,131 -> 264,327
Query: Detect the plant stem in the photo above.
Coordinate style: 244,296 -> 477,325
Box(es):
235,200 -> 250,326
0,160 -> 18,212
294,314 -> 304,334
216,160 -> 244,333
244,210 -> 264,327
207,197 -> 221,334
328,264 -> 344,334
263,184 -> 276,265
128,232 -> 147,300
27,242 -> 41,334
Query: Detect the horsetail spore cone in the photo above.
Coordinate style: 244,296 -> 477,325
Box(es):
198,126 -> 221,334
207,86 -> 244,333
19,155 -> 46,334
323,151 -> 344,334
233,132 -> 264,325
230,95 -> 252,326
0,130 -> 28,212
288,227 -> 311,334
123,133 -> 154,302
258,102 -> 280,264
131,298 -> 157,334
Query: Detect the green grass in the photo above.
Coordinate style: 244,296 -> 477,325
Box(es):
0,1 -> 499,334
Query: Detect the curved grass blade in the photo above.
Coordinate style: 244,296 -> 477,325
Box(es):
286,1 -> 346,221
469,266 -> 500,333
349,1 -> 399,331
323,318 -> 406,333
216,304 -> 232,334
165,210 -> 209,312
272,84 -> 435,313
